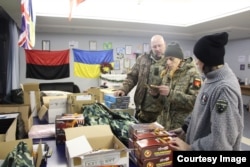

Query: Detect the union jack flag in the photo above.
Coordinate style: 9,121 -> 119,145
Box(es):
18,0 -> 36,50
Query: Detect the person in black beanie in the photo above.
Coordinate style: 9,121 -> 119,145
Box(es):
168,32 -> 244,150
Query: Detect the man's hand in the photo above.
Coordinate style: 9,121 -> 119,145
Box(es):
151,85 -> 170,96
114,90 -> 125,96
169,128 -> 185,140
169,137 -> 191,151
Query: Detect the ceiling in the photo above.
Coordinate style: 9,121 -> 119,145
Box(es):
1,0 -> 250,40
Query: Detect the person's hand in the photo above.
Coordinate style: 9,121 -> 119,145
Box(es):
169,128 -> 185,140
169,137 -> 191,151
114,90 -> 125,96
151,85 -> 170,96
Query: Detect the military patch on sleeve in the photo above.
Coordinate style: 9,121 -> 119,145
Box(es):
216,99 -> 228,113
193,78 -> 201,88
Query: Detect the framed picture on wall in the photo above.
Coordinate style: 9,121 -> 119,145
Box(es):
125,45 -> 132,55
114,60 -> 120,70
42,40 -> 50,50
89,41 -> 97,50
143,43 -> 149,53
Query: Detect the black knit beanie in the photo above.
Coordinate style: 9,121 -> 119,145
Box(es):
193,32 -> 228,66
165,41 -> 184,59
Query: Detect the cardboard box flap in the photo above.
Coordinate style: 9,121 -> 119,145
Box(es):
66,135 -> 92,158
21,83 -> 40,91
64,125 -> 113,141
38,105 -> 48,120
0,104 -> 32,133
42,96 -> 67,108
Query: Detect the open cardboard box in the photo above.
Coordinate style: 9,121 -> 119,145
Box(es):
0,104 -> 32,133
64,125 -> 129,167
38,96 -> 67,123
0,113 -> 18,142
21,83 -> 41,116
0,138 -> 43,167
67,93 -> 95,114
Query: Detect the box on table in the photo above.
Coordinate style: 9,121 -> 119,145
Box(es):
134,137 -> 172,160
104,94 -> 130,103
0,138 -> 43,167
38,96 -> 67,123
64,125 -> 129,167
137,155 -> 173,167
105,101 -> 129,109
55,114 -> 84,145
67,93 -> 95,114
111,108 -> 135,116
87,87 -> 104,103
0,104 -> 32,133
128,122 -> 164,138
21,83 -> 41,116
0,113 -> 18,142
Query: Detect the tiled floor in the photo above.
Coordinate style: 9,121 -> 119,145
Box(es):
241,110 -> 250,150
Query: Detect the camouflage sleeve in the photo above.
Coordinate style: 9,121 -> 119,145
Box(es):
120,57 -> 141,95
167,73 -> 202,111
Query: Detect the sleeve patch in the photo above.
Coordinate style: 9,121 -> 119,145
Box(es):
193,78 -> 201,88
216,99 -> 228,113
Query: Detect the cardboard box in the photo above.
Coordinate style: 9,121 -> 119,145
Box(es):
55,114 -> 84,144
0,138 -> 43,167
128,122 -> 164,139
67,93 -> 95,114
64,125 -> 129,167
38,96 -> 67,123
21,83 -> 41,116
134,137 -> 172,160
0,113 -> 18,142
138,155 -> 173,167
0,104 -> 32,133
111,108 -> 135,116
87,87 -> 104,103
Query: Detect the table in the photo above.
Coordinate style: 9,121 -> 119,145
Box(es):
33,117 -> 137,167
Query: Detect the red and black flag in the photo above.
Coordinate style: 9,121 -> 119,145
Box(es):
25,49 -> 70,79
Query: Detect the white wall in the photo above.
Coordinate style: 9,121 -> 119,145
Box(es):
19,32 -> 196,92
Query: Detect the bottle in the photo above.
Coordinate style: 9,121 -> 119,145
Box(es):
245,78 -> 248,85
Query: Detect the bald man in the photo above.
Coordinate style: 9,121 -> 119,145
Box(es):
114,35 -> 167,123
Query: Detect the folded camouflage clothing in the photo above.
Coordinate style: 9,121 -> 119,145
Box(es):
1,141 -> 34,167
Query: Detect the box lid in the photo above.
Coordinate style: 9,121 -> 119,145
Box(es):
64,125 -> 113,141
66,135 -> 92,158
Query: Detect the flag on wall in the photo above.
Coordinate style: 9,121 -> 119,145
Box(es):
73,49 -> 114,78
18,0 -> 36,50
69,0 -> 86,21
25,49 -> 70,79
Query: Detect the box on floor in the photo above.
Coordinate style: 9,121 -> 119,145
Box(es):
64,125 -> 129,167
0,138 -> 43,167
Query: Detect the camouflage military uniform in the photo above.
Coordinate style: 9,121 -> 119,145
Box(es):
157,57 -> 202,130
120,51 -> 166,123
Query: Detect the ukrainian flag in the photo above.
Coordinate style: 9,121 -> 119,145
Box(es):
73,49 -> 114,78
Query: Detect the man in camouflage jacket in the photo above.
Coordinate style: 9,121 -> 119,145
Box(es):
152,42 -> 202,130
114,35 -> 166,123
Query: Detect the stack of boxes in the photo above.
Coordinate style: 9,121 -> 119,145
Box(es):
128,122 -> 174,167
55,114 -> 84,144
104,94 -> 130,109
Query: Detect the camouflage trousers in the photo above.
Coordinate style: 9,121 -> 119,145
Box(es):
157,110 -> 189,131
137,110 -> 161,123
